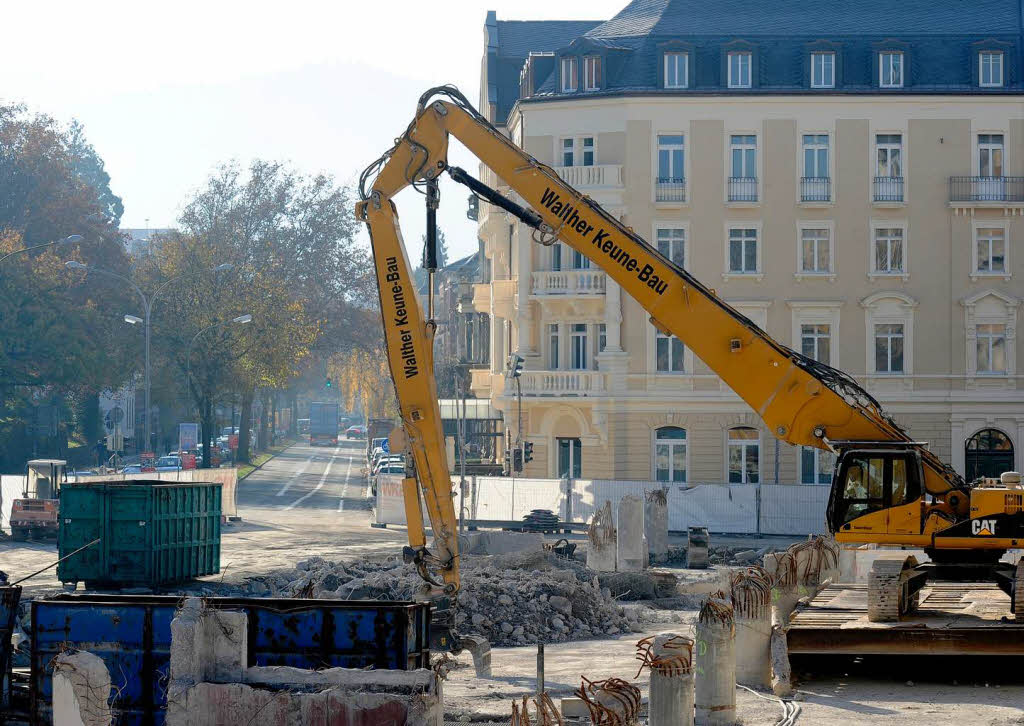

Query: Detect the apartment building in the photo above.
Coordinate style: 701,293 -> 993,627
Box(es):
471,1 -> 1024,485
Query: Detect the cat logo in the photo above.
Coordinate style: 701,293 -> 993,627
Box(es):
971,519 -> 997,536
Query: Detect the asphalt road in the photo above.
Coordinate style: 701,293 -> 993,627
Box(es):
238,438 -> 372,514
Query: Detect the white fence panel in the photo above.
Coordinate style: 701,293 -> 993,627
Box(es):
667,484 -> 758,533
472,477 -> 565,522
1,475 -> 23,532
759,484 -> 828,535
571,479 -> 664,525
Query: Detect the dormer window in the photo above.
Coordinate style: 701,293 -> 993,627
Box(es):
664,52 -> 689,88
728,51 -> 752,88
879,51 -> 903,88
811,52 -> 835,88
583,55 -> 602,91
560,57 -> 578,92
979,51 -> 1003,87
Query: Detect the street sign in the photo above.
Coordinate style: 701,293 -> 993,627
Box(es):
179,423 -> 199,453
141,451 -> 156,471
181,453 -> 197,470
228,434 -> 239,450
381,439 -> 390,453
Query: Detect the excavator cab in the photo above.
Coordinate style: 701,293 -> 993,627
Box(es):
827,447 -> 924,538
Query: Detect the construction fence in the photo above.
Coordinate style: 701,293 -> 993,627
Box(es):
375,474 -> 829,537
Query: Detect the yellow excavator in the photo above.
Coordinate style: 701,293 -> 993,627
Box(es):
357,85 -> 1023,632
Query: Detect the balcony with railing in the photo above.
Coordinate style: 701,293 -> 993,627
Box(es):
949,176 -> 1024,205
800,177 -> 831,202
554,164 -> 623,189
531,269 -> 606,296
518,370 -> 605,396
727,177 -> 758,202
655,177 -> 686,202
873,176 -> 904,202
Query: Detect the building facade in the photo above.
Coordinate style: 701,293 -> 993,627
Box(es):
471,1 -> 1024,484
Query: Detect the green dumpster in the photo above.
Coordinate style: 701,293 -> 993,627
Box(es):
57,480 -> 221,589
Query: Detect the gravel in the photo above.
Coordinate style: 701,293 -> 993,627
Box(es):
243,550 -> 645,646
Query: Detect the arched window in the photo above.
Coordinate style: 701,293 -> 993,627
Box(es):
965,428 -> 1014,482
654,427 -> 687,482
728,427 -> 760,483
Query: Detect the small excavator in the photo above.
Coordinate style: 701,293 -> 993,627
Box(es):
357,86 -> 1022,643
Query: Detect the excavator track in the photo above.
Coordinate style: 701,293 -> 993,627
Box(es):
867,556 -> 920,622
1015,558 -> 1024,620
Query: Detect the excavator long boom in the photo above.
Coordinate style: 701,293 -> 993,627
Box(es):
357,86 -> 966,590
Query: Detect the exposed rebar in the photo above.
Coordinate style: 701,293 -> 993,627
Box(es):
575,676 -> 642,725
635,634 -> 694,678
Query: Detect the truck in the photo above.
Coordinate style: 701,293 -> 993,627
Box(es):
308,402 -> 339,447
10,460 -> 67,541
367,418 -> 395,461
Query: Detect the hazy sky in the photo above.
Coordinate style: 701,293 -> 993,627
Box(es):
2,0 -> 626,260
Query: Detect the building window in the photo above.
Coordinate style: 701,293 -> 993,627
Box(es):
664,52 -> 689,88
975,228 -> 1006,274
583,55 -> 601,91
801,323 -> 831,364
874,134 -> 903,201
560,57 -> 578,92
979,52 -> 1004,87
655,427 -> 687,482
597,323 -> 607,363
548,323 -> 560,369
561,138 -> 575,167
728,427 -> 759,483
879,51 -> 903,88
811,52 -> 835,88
656,134 -> 685,202
801,446 -> 836,485
965,428 -> 1014,482
561,137 -> 595,167
728,52 -> 752,88
729,135 -> 757,201
801,134 -> 830,201
656,228 -> 686,268
874,323 -> 905,373
800,228 -> 831,274
570,323 -> 589,370
979,134 -> 1004,178
656,328 -> 685,373
551,243 -> 562,271
728,228 -> 758,274
572,247 -> 590,270
976,323 -> 1007,374
873,228 -> 905,274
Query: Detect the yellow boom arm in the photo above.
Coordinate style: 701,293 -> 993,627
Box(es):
358,86 -> 965,589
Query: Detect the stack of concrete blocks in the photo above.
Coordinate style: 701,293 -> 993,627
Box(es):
165,598 -> 443,726
586,500 -> 617,572
694,598 -> 736,726
645,488 -> 669,564
52,651 -> 112,726
730,570 -> 773,689
617,495 -> 646,572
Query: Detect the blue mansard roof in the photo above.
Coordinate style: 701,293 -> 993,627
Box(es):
483,1 -> 1022,124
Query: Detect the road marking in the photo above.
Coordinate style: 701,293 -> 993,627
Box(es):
338,456 -> 353,511
284,446 -> 339,510
275,457 -> 313,497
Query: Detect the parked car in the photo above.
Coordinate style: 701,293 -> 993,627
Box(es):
345,425 -> 367,439
155,455 -> 182,472
372,455 -> 404,477
120,463 -> 143,474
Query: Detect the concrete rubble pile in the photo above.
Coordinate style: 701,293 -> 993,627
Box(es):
244,551 -> 650,647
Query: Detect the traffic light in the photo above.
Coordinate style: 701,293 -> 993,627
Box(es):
325,377 -> 332,388
503,447 -> 512,476
523,440 -> 534,464
506,353 -> 523,379
512,448 -> 523,473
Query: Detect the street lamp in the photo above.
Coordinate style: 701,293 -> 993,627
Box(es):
66,260 -> 235,455
0,234 -> 83,268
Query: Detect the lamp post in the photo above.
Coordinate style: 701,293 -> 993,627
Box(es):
66,260 -> 233,455
0,234 -> 82,269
